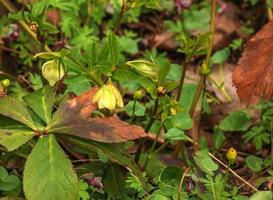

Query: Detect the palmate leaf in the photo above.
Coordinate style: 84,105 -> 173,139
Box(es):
23,134 -> 78,200
46,87 -> 146,143
0,129 -> 35,151
23,85 -> 56,124
0,96 -> 36,130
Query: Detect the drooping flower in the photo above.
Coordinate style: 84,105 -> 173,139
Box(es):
42,59 -> 65,86
92,84 -> 124,112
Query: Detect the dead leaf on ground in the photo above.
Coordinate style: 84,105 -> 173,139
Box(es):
47,87 -> 147,143
233,20 -> 273,104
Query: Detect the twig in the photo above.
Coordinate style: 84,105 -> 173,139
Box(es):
209,153 -> 258,192
178,167 -> 191,200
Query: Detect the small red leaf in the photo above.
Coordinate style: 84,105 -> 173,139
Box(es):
233,20 -> 273,104
47,87 -> 146,143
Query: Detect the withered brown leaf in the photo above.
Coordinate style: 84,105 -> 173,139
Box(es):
233,20 -> 273,104
47,87 -> 146,143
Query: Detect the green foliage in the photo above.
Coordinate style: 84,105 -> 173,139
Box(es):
250,191 -> 273,200
23,86 -> 56,124
0,167 -> 20,192
23,134 -> 79,200
194,150 -> 218,176
0,96 -> 37,130
245,155 -> 263,172
219,110 -> 251,132
104,164 -> 126,199
1,0 -> 272,199
0,130 -> 34,152
211,47 -> 230,64
125,101 -> 146,116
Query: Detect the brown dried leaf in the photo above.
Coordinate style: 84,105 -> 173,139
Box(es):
47,87 -> 146,143
233,20 -> 273,104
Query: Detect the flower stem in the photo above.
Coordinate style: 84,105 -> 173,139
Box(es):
172,0 -> 216,159
66,55 -> 103,87
114,0 -> 126,33
134,98 -> 159,163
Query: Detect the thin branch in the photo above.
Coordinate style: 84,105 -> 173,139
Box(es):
178,167 -> 191,200
209,153 -> 258,192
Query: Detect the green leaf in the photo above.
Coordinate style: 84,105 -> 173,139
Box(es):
166,64 -> 182,81
160,166 -> 182,186
172,112 -> 193,130
113,67 -> 138,81
245,155 -> 263,172
69,137 -> 148,192
148,194 -> 169,200
124,101 -> 146,116
0,129 -> 34,151
104,164 -> 125,199
194,150 -> 218,176
108,31 -> 119,67
64,75 -> 91,95
23,86 -> 56,124
211,47 -> 230,64
250,191 -> 272,200
31,0 -> 48,17
213,128 -> 225,150
179,84 -> 197,112
117,36 -> 139,55
23,134 -> 78,200
33,50 -> 69,60
158,59 -> 171,85
268,0 -> 273,8
0,167 -> 20,191
219,110 -> 250,132
0,96 -> 36,130
165,128 -> 192,142
0,197 -> 25,200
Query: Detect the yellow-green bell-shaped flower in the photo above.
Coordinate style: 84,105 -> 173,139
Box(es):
42,59 -> 65,86
93,84 -> 124,112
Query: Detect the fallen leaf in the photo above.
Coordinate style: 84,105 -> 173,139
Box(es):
233,20 -> 273,104
47,87 -> 146,143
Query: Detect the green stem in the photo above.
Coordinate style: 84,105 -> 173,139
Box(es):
208,75 -> 232,102
134,98 -> 159,163
172,0 -> 216,159
209,175 -> 217,200
143,142 -> 168,171
270,121 -> 273,170
176,60 -> 188,101
130,100 -> 137,124
142,120 -> 166,170
66,55 -> 103,87
114,0 -> 126,33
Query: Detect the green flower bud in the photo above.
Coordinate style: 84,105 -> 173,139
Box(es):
42,59 -> 65,86
126,60 -> 158,82
93,84 -> 124,112
133,89 -> 144,100
199,63 -> 210,75
169,107 -> 176,116
1,79 -> 10,87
